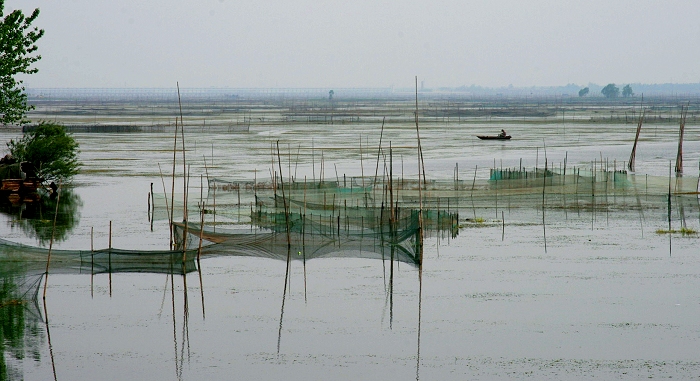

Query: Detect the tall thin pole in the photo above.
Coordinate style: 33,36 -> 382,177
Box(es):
360,135 -> 365,188
178,83 -> 189,251
415,76 -> 427,188
415,76 -> 424,262
170,118 -> 178,250
675,104 -> 688,175
373,117 -> 386,206
42,183 -> 61,299
628,95 -> 645,171
277,141 -> 292,248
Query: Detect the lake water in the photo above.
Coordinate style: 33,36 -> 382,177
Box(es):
2,121 -> 700,380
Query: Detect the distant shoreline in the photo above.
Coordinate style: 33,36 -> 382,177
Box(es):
24,82 -> 700,100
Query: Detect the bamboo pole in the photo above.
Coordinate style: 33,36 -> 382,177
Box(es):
182,165 -> 191,258
542,160 -> 547,253
373,117 -> 386,206
170,119 -> 178,250
360,135 -> 365,188
675,104 -> 688,175
389,142 -> 394,226
628,105 -> 645,171
415,76 -> 427,188
276,141 -> 292,249
158,164 -> 171,248
415,76 -> 424,262
42,183 -> 61,299
197,203 -> 205,261
303,176 -> 307,303
178,84 -> 189,254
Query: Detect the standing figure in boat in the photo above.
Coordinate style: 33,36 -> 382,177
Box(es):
499,129 -> 507,138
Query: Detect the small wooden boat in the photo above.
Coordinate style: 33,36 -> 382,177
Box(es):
477,135 -> 511,140
1,162 -> 43,205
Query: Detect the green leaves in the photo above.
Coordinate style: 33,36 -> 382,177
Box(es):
6,122 -> 80,182
0,1 -> 44,125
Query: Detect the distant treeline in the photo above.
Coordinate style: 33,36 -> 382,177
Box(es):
25,83 -> 700,102
439,83 -> 700,97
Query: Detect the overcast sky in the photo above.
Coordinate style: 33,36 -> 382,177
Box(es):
8,0 -> 700,89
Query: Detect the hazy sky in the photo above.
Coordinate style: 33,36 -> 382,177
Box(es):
8,0 -> 700,89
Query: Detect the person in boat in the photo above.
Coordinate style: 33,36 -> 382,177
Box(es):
499,129 -> 507,137
49,181 -> 58,199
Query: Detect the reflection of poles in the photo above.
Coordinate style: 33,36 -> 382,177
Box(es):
278,247 -> 291,354
389,239 -> 394,330
43,183 -> 61,299
109,220 -> 112,297
170,262 -> 179,379
677,190 -> 687,232
668,161 -> 672,256
42,299 -> 58,381
197,205 -> 206,319
471,165 -> 477,219
415,261 -> 423,381
180,271 -> 191,373
213,179 -> 216,233
501,211 -> 505,241
91,226 -> 94,298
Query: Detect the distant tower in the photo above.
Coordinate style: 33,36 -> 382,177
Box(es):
420,81 -> 425,91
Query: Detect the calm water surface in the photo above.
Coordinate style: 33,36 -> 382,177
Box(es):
1,122 -> 700,380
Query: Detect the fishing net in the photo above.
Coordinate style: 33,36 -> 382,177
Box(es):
0,238 -> 197,276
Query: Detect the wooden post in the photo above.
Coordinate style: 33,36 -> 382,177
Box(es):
276,141 -> 292,249
42,183 -> 61,299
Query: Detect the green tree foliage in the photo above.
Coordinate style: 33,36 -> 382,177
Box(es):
578,87 -> 589,97
6,122 -> 80,181
0,1 -> 44,125
601,83 -> 620,98
622,84 -> 634,98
